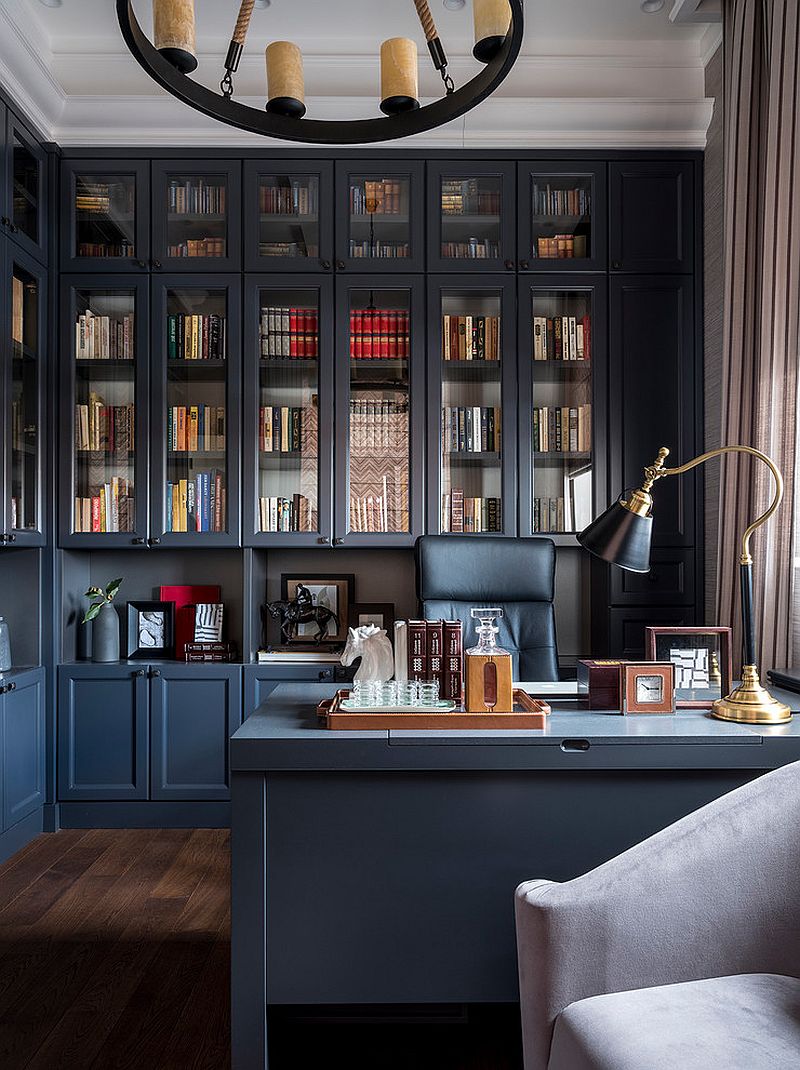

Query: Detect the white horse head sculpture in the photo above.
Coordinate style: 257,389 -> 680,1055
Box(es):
340,624 -> 394,683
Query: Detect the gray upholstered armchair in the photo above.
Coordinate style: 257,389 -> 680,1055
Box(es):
515,760 -> 800,1069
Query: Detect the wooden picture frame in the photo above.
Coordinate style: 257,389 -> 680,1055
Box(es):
645,626 -> 733,708
280,574 -> 355,645
348,602 -> 395,635
126,600 -> 175,659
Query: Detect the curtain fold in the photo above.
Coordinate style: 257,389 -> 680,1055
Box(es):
716,0 -> 800,672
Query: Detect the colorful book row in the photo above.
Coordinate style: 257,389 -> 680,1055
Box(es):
167,313 -> 226,361
165,471 -> 226,533
533,405 -> 592,452
260,307 -> 319,359
168,180 -> 226,215
74,479 -> 134,533
167,406 -> 226,453
349,309 -> 410,359
75,398 -> 134,453
442,314 -> 500,362
258,495 -> 315,533
532,185 -> 590,217
532,314 -> 590,361
350,180 -> 405,215
442,407 -> 501,454
259,406 -> 303,453
259,182 -> 317,215
535,234 -> 587,259
75,312 -> 134,361
441,239 -> 500,259
441,490 -> 502,533
167,238 -> 226,258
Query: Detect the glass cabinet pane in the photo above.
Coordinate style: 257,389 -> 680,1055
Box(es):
165,174 -> 228,259
529,173 -> 593,262
72,289 -> 137,533
529,289 -> 593,532
12,135 -> 40,245
439,288 -> 504,533
347,175 -> 412,261
163,288 -> 229,534
10,262 -> 40,533
257,174 -> 320,261
256,287 -> 320,533
439,175 -> 502,261
74,174 -> 137,259
347,289 -> 411,534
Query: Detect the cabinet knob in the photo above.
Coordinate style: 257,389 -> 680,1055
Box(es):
136,259 -> 147,269
318,669 -> 333,681
150,668 -> 162,678
7,534 -> 16,543
0,216 -> 9,227
333,537 -> 344,546
519,259 -> 530,270
9,223 -> 18,234
131,537 -> 146,545
134,669 -> 146,677
504,259 -> 515,270
7,682 -> 16,692
148,537 -> 161,546
317,536 -> 330,545
152,259 -> 162,270
612,260 -> 622,270
320,259 -> 332,270
336,259 -> 346,270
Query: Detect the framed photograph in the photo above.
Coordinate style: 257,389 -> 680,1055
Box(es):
645,626 -> 733,708
280,574 -> 355,645
127,600 -> 175,659
348,602 -> 395,634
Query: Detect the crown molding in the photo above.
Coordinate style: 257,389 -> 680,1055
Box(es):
0,0 -> 64,136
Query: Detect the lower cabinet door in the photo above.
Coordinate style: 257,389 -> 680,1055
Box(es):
3,669 -> 45,828
58,665 -> 149,800
150,665 -> 242,801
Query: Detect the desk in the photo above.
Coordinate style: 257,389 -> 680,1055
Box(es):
230,682 -> 800,1070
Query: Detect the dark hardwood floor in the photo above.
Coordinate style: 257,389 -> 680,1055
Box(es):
0,829 -> 522,1070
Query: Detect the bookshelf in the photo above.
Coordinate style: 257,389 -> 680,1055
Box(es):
336,163 -> 425,273
152,163 -> 241,272
244,161 -> 333,272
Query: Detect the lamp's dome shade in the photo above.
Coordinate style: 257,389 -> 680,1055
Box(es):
577,498 -> 653,573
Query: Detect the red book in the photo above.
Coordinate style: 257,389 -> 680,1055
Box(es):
311,311 -> 318,357
289,308 -> 298,357
388,311 -> 398,358
353,310 -> 363,359
362,310 -> 373,359
403,311 -> 410,358
349,311 -> 356,358
297,309 -> 306,358
426,620 -> 445,692
443,620 -> 463,702
91,496 -> 101,533
160,584 -> 221,658
379,311 -> 389,359
407,620 -> 427,681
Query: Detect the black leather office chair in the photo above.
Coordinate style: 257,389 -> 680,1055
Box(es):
415,535 -> 559,681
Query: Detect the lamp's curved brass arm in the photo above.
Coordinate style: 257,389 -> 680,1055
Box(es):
639,444 -> 784,565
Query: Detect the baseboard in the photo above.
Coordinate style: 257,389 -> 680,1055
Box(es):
0,808 -> 44,864
57,801 -> 231,829
43,803 -> 60,832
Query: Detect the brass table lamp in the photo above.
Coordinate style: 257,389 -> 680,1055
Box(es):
578,444 -> 792,725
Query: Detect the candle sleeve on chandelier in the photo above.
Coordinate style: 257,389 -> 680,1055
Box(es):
265,41 -> 306,118
473,0 -> 512,63
380,37 -> 420,115
153,0 -> 198,74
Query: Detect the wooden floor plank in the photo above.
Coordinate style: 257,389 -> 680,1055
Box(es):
0,832 -> 90,916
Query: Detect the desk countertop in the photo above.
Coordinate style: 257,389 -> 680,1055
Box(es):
230,682 -> 800,772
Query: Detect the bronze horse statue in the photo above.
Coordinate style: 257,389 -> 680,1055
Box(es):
263,584 -> 339,645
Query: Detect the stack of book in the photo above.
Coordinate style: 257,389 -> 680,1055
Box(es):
441,178 -> 500,215
260,306 -> 319,358
350,179 -> 404,215
349,309 -> 409,358
168,313 -> 226,360
348,240 -> 410,259
167,238 -> 226,258
535,234 -> 587,259
441,238 -> 500,259
533,497 -> 566,533
76,180 -> 133,215
442,314 -> 500,361
259,406 -> 304,452
165,471 -> 225,532
75,310 -> 134,360
74,477 -> 134,533
394,619 -> 463,702
532,314 -> 590,361
350,398 -> 408,451
258,240 -> 319,258
533,405 -> 592,452
75,395 -> 135,452
167,179 -> 226,215
167,406 -> 226,452
532,185 -> 590,216
441,490 -> 502,533
258,494 -> 314,533
442,406 -> 501,453
259,181 -> 317,215
185,641 -> 237,664
77,240 -> 134,258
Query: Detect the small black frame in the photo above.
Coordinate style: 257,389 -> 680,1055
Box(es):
127,600 -> 175,659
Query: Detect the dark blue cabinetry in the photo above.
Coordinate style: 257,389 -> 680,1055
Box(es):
0,667 -> 45,862
151,664 -> 241,800
58,663 -> 240,806
244,662 -> 340,716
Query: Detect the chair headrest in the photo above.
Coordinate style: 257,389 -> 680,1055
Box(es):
415,536 -> 556,603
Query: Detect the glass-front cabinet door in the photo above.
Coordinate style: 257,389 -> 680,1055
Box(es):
152,162 -> 241,272
335,163 -> 425,273
150,276 -> 241,546
244,276 -> 333,546
518,276 -> 606,539
518,162 -> 607,272
428,278 -> 517,536
244,161 -> 333,272
5,111 -> 46,263
335,277 -> 424,546
61,160 -> 149,272
3,246 -> 45,545
60,276 -> 149,547
427,162 -> 516,273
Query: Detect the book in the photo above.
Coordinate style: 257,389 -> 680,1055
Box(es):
407,620 -> 427,681
443,621 -> 464,702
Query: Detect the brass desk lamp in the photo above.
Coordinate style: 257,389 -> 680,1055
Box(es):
578,444 -> 792,725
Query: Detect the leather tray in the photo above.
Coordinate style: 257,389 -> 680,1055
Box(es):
318,689 -> 551,730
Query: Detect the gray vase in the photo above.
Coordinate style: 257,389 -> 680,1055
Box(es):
92,602 -> 120,663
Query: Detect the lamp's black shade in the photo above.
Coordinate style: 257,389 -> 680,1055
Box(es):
577,499 -> 653,573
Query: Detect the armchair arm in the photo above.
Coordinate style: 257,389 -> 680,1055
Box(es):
515,760 -> 800,1070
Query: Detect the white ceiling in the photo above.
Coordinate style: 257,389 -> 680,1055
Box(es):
1,0 -> 722,148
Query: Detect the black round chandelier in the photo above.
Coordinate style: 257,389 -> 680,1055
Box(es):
116,0 -> 523,145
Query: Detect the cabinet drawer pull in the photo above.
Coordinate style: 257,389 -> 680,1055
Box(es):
336,259 -> 346,270
317,536 -> 330,545
560,739 -> 590,752
131,537 -> 146,545
150,669 -> 162,678
333,537 -> 344,546
320,259 -> 332,270
134,669 -> 146,677
149,537 -> 161,546
519,259 -> 530,270
504,259 -> 515,270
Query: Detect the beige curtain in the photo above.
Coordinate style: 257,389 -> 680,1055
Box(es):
716,0 -> 800,672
